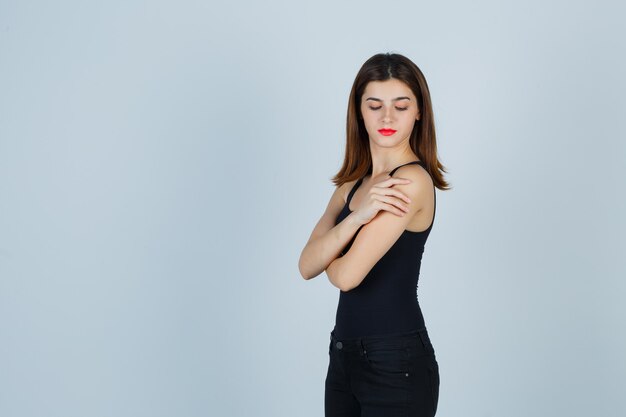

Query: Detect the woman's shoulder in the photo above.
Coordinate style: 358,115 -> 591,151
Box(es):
391,162 -> 432,185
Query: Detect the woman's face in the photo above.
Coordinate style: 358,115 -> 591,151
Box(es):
360,78 -> 420,146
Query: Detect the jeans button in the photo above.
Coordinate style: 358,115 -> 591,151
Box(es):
336,341 -> 343,349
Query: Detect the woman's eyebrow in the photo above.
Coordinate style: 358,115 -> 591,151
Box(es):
365,96 -> 411,102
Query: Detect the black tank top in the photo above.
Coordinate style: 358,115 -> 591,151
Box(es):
332,160 -> 436,338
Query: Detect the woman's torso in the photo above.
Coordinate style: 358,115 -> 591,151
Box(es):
332,160 -> 436,338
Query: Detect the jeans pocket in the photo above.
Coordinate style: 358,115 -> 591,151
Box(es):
365,347 -> 410,377
418,330 -> 436,355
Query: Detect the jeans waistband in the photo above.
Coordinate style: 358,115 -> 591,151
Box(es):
330,327 -> 430,352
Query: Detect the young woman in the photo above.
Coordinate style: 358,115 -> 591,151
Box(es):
298,52 -> 450,416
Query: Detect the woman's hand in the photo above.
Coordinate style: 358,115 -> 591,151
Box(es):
352,177 -> 413,226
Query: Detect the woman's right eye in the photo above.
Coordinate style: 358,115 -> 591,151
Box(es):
369,106 -> 382,110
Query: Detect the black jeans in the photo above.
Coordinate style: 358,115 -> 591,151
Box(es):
325,327 -> 440,417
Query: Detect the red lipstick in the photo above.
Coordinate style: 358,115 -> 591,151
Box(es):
378,129 -> 397,136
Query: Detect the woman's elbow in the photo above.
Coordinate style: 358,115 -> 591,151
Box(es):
298,255 -> 316,280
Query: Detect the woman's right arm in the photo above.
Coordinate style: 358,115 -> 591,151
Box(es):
298,184 -> 363,280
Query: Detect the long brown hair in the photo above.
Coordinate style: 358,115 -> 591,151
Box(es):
331,52 -> 451,191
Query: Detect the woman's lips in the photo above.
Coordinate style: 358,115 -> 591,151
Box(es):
378,129 -> 397,136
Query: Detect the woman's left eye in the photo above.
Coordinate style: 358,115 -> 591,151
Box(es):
396,107 -> 408,111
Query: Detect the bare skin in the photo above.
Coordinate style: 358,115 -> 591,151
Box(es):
297,176 -> 415,282
344,171 -> 434,233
